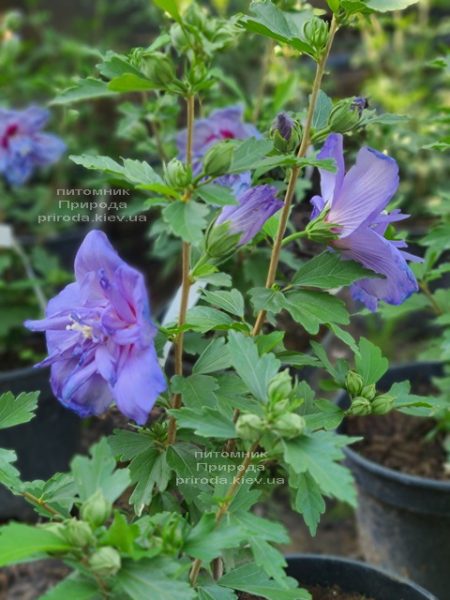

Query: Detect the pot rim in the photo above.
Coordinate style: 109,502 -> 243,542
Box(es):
284,553 -> 437,599
339,360 -> 450,492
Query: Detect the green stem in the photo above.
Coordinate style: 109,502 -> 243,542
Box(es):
252,15 -> 339,337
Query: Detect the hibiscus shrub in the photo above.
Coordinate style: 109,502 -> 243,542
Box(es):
0,1 -> 443,598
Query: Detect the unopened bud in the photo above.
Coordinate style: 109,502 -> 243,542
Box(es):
270,113 -> 301,153
236,414 -> 265,441
303,17 -> 329,54
345,371 -> 364,397
81,490 -> 112,528
305,212 -> 340,244
164,158 -> 191,189
64,519 -> 95,548
268,370 -> 292,405
273,413 -> 306,439
203,141 -> 234,178
362,384 -> 376,401
328,100 -> 361,133
89,547 -> 121,578
351,96 -> 369,116
139,52 -> 176,88
350,396 -> 372,416
205,222 -> 240,259
371,394 -> 394,415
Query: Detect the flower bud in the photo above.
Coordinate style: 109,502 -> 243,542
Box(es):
270,113 -> 301,153
351,97 -> 369,116
268,370 -> 292,405
361,384 -> 376,401
350,396 -> 372,416
273,413 -> 306,439
203,141 -> 234,178
164,158 -> 191,189
81,490 -> 112,528
345,371 -> 364,397
236,414 -> 265,441
328,100 -> 361,133
305,212 -> 339,244
371,394 -> 394,415
302,17 -> 329,54
205,222 -> 241,259
64,519 -> 95,548
138,52 -> 176,88
89,547 -> 121,578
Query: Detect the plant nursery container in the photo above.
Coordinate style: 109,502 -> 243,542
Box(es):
0,365 -> 81,519
285,554 -> 437,599
338,362 -> 450,599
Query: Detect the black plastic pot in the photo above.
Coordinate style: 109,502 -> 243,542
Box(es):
338,362 -> 449,599
0,366 -> 81,520
286,555 -> 436,599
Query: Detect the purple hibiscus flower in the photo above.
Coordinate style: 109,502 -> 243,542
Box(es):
216,185 -> 283,245
310,133 -> 420,311
177,105 -> 260,195
0,106 -> 66,186
25,230 -> 166,424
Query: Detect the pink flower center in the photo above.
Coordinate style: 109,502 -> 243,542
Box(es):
1,123 -> 19,149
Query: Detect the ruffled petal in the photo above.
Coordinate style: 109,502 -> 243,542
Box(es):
329,147 -> 399,237
333,227 -> 419,311
74,230 -> 125,281
31,133 -> 66,165
113,345 -> 166,425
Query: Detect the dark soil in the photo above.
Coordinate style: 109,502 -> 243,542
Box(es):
0,560 -> 69,600
238,586 -> 374,600
347,411 -> 449,480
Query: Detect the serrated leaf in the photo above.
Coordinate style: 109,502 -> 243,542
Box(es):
284,291 -> 349,334
228,331 -> 280,402
366,0 -> 419,11
193,337 -> 232,374
312,91 -> 333,130
108,73 -> 155,92
163,201 -> 208,244
153,0 -> 182,21
185,513 -> 246,561
101,512 -> 140,555
355,337 -> 388,385
171,374 -> 219,409
196,184 -> 238,206
169,407 -> 236,439
291,472 -> 325,536
198,586 -> 237,600
129,449 -> 170,512
0,391 -> 39,429
0,523 -> 71,567
109,429 -> 154,461
229,138 -> 273,173
0,448 -> 21,492
249,287 -> 285,314
202,289 -> 245,318
186,306 -> 234,332
40,574 -> 99,600
292,252 -> 374,288
70,438 -> 130,503
116,560 -> 195,600
51,78 -> 115,105
283,432 -> 356,506
219,563 -> 310,600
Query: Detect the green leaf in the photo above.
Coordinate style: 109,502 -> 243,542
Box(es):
170,407 -> 236,439
70,154 -> 162,187
243,1 -> 314,56
185,513 -> 246,561
355,337 -> 388,385
193,337 -> 232,374
291,472 -> 325,536
162,201 -> 208,244
312,91 -> 333,130
129,449 -> 170,513
219,563 -> 310,600
116,560 -> 195,600
171,374 -> 219,409
366,0 -> 419,11
0,391 -> 39,429
109,429 -> 154,461
185,306 -> 234,332
196,184 -> 238,206
70,438 -> 130,503
292,252 -> 374,288
153,0 -> 182,22
249,287 -> 286,314
24,473 -> 76,518
0,448 -> 21,492
198,586 -> 237,600
228,331 -> 280,402
249,538 -> 287,583
101,511 -> 140,555
40,574 -> 99,600
202,289 -> 245,318
0,523 -> 71,567
108,73 -> 155,92
283,432 -> 356,506
284,291 -> 349,334
229,138 -> 273,173
51,78 -> 116,105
